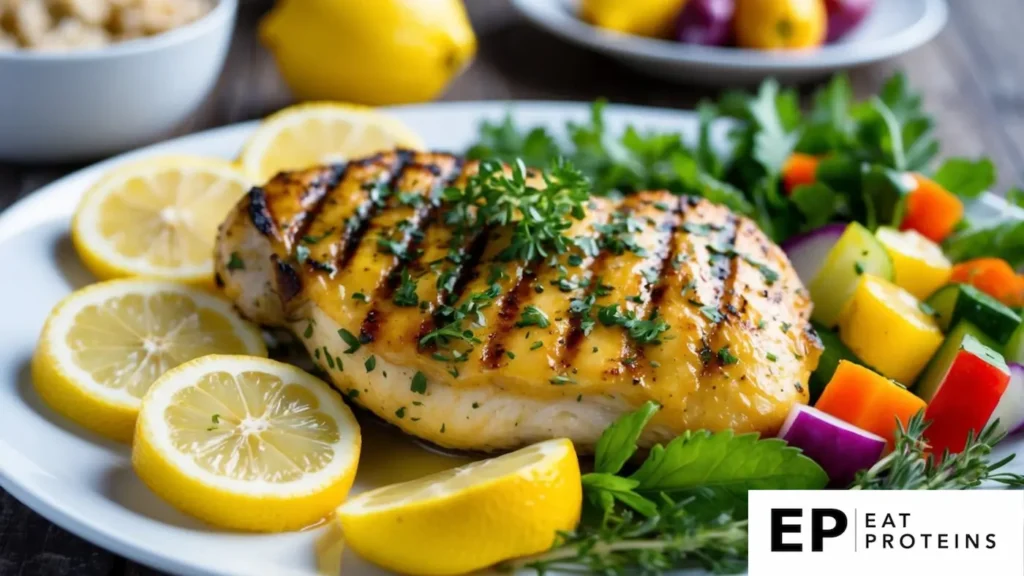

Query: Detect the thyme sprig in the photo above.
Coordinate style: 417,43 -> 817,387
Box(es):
850,412 -> 1024,490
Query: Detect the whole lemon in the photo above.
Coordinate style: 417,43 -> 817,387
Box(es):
260,0 -> 476,105
735,0 -> 827,50
580,0 -> 689,38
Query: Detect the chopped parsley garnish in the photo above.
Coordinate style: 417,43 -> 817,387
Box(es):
304,319 -> 315,339
398,191 -> 424,207
352,292 -> 369,302
718,346 -> 739,365
226,252 -> 244,271
338,329 -> 361,353
302,228 -> 334,244
530,340 -> 544,350
364,355 -> 376,373
393,268 -> 419,307
411,371 -> 428,394
700,306 -> 723,323
641,268 -> 659,285
567,254 -> 583,267
506,351 -> 517,360
324,350 -> 335,369
420,283 -> 501,356
780,322 -> 792,334
295,245 -> 310,264
595,211 -> 648,256
626,295 -> 643,303
443,159 -> 589,262
550,375 -> 576,385
395,407 -> 406,418
757,319 -> 767,329
854,261 -> 865,275
517,305 -> 551,328
596,303 -> 671,345
743,256 -> 780,285
766,352 -> 778,362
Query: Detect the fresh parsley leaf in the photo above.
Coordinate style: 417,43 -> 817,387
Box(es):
944,218 -> 1024,269
338,329 -> 361,354
933,157 -> 996,199
393,268 -> 419,307
364,355 -> 376,373
410,371 -> 427,394
790,183 -> 838,230
517,305 -> 550,328
227,252 -> 244,271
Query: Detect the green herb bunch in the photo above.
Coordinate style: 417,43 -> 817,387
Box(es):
467,74 -> 1023,266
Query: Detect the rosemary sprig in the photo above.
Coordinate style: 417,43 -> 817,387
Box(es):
505,499 -> 748,575
850,412 -> 1024,490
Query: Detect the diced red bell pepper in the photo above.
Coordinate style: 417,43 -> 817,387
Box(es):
924,334 -> 1010,455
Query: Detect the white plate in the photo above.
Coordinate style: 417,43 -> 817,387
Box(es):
512,0 -> 949,84
0,101 -> 1019,576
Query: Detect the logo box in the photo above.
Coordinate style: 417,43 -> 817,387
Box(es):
749,490 -> 1024,576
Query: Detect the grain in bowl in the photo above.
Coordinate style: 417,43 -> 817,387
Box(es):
0,0 -> 214,51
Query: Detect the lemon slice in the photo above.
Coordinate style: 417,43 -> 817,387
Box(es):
133,355 -> 361,532
32,280 -> 266,442
72,156 -> 252,286
238,102 -> 425,183
337,438 -> 581,575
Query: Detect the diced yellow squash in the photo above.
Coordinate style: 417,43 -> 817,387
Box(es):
837,274 -> 944,385
875,227 -> 952,300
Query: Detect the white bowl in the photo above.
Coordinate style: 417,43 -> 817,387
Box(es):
0,0 -> 237,163
512,0 -> 948,85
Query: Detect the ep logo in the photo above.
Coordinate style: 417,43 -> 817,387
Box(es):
770,508 -> 848,552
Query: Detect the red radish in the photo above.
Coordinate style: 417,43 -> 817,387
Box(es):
825,0 -> 875,43
924,334 -> 1010,455
988,363 -> 1024,437
781,223 -> 846,285
674,0 -> 735,46
778,403 -> 886,487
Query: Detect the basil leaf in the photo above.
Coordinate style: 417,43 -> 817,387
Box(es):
593,400 -> 660,475
933,157 -> 997,199
628,430 -> 828,515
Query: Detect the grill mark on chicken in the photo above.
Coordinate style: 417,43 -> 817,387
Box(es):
360,155 -> 463,343
288,163 -> 347,253
698,211 -> 740,374
483,261 -> 538,368
624,196 -> 684,377
248,186 -> 275,236
335,151 -> 414,272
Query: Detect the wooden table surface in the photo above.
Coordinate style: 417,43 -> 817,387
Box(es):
1,0 -> 1022,574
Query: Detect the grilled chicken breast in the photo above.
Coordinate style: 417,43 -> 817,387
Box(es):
216,150 -> 821,451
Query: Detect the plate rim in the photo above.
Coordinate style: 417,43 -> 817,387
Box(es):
0,99 -> 1017,576
511,0 -> 949,71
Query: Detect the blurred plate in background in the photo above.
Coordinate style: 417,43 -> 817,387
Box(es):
512,0 -> 948,85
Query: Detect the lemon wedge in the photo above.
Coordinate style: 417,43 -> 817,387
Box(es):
32,280 -> 266,442
71,156 -> 252,286
337,438 -> 581,575
237,102 -> 425,184
133,355 -> 361,532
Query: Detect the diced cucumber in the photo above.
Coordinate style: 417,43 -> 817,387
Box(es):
809,222 -> 895,327
925,283 -> 1021,344
1009,323 -> 1024,364
914,321 -> 1000,402
809,322 -> 864,403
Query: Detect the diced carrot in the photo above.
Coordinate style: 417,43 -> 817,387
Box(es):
951,258 -> 1024,308
782,153 -> 819,195
899,173 -> 964,243
815,360 -> 926,447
